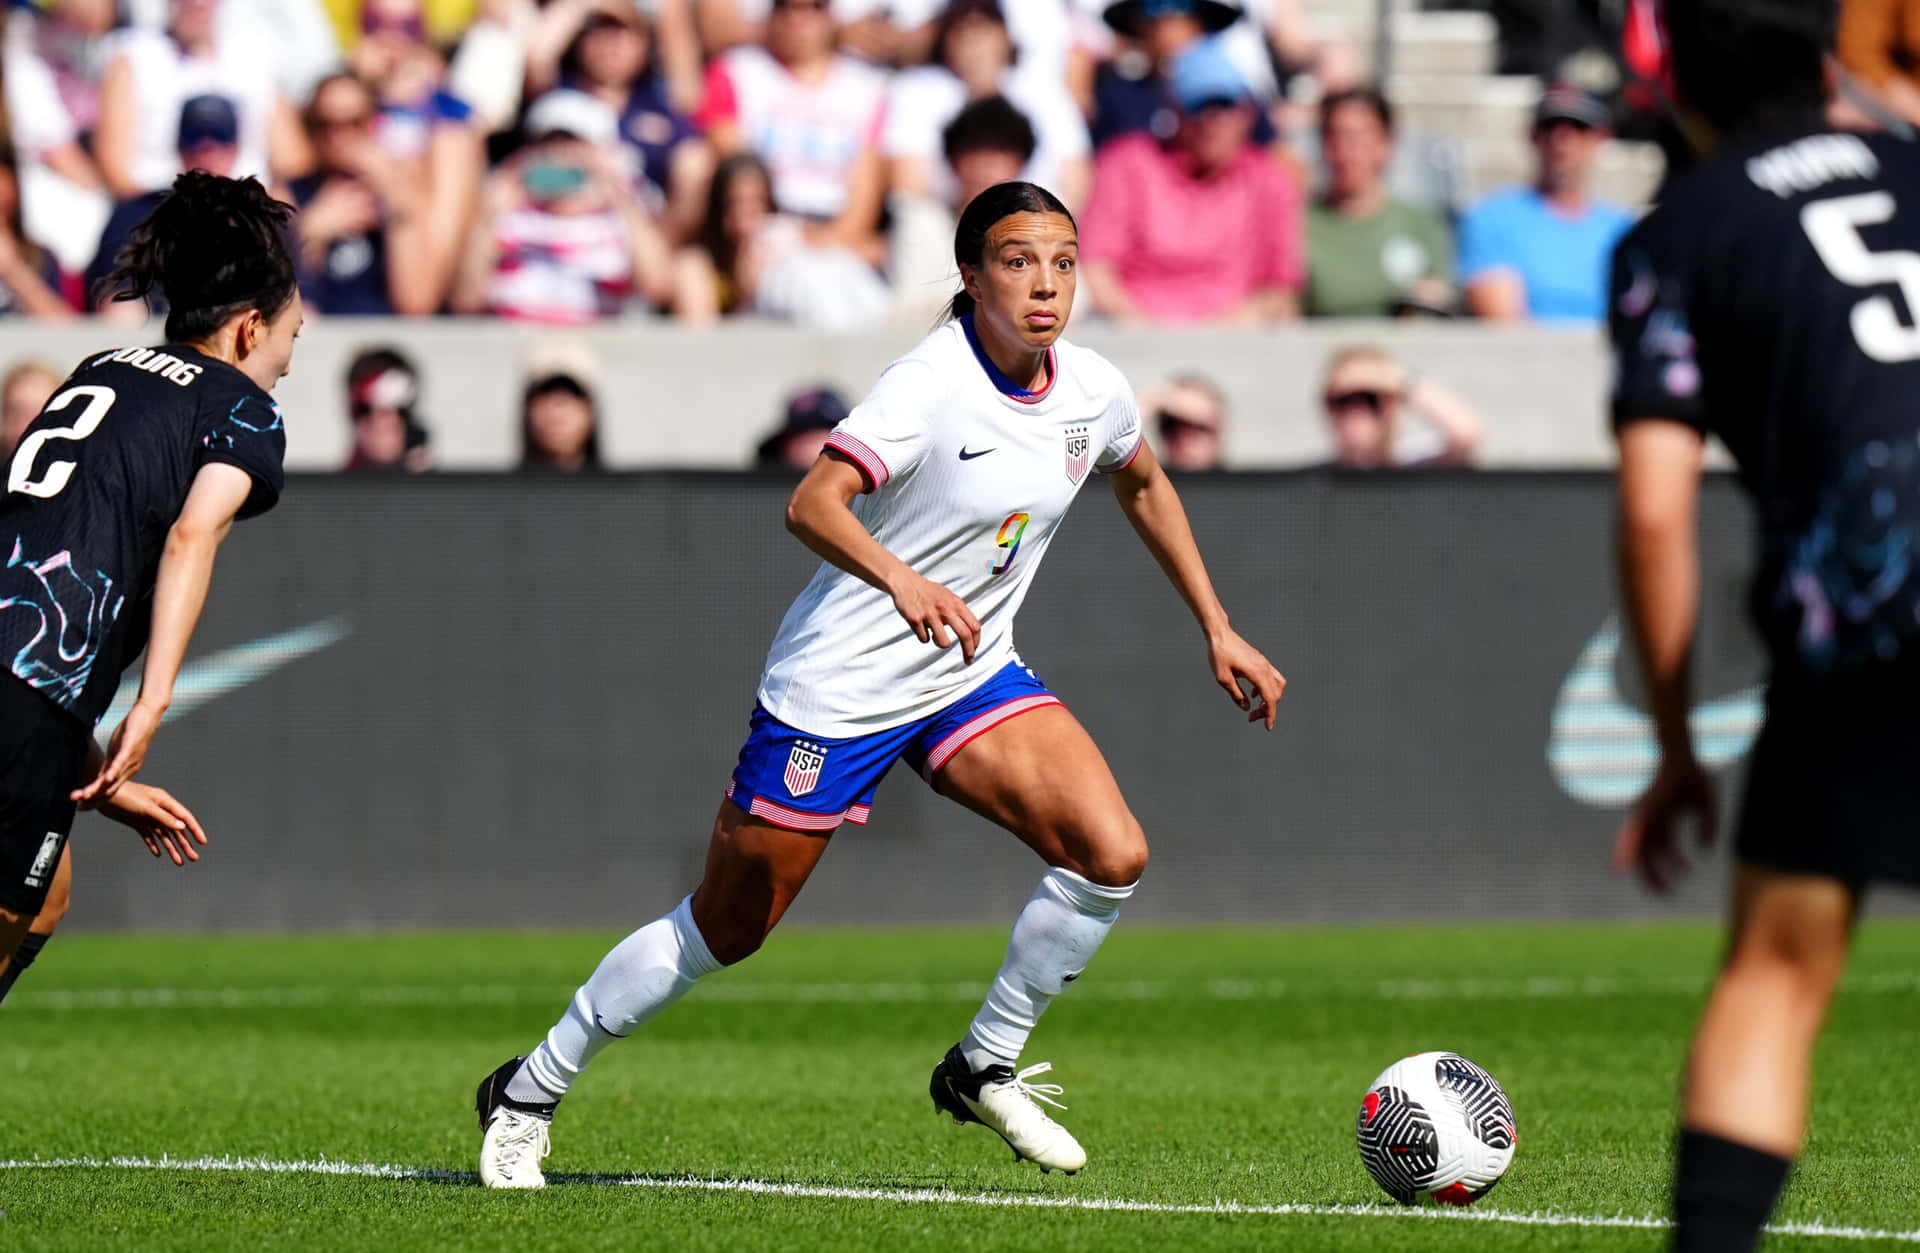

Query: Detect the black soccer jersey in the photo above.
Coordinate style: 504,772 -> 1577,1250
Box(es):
0,344 -> 285,726
1610,124 -> 1920,681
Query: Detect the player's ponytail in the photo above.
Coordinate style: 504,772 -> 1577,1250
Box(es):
939,180 -> 1075,325
103,171 -> 298,345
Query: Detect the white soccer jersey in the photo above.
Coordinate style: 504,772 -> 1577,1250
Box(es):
756,319 -> 1142,738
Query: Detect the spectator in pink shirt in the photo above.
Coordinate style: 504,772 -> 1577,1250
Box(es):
1079,39 -> 1303,323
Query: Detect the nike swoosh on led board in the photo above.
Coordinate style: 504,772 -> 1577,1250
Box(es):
1547,617 -> 1764,807
97,616 -> 355,731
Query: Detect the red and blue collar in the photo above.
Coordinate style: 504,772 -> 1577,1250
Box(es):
961,314 -> 1056,405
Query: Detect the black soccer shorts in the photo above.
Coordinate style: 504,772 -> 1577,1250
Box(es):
0,675 -> 89,914
1736,661 -> 1920,888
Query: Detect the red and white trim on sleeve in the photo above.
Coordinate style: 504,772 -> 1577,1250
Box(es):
824,431 -> 890,492
726,779 -> 871,831
919,694 -> 1063,779
1096,436 -> 1144,475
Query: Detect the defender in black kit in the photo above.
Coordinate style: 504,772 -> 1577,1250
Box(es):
1605,2 -> 1916,1249
0,171 -> 303,1003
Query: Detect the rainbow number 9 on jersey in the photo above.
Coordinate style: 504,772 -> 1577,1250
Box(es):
990,512 -> 1031,575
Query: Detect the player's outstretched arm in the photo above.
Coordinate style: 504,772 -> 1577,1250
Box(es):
73,464 -> 257,804
786,450 -> 982,663
1614,418 -> 1717,892
1106,442 -> 1286,729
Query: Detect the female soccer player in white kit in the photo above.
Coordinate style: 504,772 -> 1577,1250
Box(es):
475,181 -> 1287,1188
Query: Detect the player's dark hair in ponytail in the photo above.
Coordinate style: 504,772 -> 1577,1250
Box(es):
104,171 -> 298,345
940,181 -> 1075,325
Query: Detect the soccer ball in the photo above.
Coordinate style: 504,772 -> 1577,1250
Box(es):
1355,1051 -> 1516,1206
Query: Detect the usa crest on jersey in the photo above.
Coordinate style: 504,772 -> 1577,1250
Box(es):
784,742 -> 827,797
1064,426 -> 1090,485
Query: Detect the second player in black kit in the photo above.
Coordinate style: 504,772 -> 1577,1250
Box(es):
1606,2 -> 1905,1250
1611,106 -> 1920,884
0,171 -> 303,1002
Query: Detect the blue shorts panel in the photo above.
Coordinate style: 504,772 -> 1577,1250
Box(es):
727,659 -> 1061,831
898,659 -> 1061,778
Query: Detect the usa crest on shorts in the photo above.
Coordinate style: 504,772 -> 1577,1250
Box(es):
1064,425 -> 1090,485
784,742 -> 827,797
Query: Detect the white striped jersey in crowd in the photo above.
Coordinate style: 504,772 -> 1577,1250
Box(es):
487,207 -> 635,323
756,316 -> 1143,738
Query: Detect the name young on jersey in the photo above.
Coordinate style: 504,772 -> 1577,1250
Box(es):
89,346 -> 204,388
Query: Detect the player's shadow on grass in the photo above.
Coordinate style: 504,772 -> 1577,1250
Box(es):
408,1169 -> 1062,1196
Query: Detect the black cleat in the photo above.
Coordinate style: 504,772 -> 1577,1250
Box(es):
929,1044 -> 1087,1174
475,1056 -> 556,1190
475,1055 -> 556,1131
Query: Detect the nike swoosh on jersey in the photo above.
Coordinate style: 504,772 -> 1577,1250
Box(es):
958,447 -> 996,460
1546,616 -> 1763,806
98,615 -> 355,730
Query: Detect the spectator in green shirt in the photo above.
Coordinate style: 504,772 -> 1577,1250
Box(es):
1304,88 -> 1453,318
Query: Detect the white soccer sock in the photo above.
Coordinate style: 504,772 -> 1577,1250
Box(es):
508,895 -> 722,1104
960,867 -> 1135,1074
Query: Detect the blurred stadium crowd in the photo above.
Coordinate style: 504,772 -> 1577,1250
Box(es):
0,0 -> 1901,471
2,0 -> 1665,327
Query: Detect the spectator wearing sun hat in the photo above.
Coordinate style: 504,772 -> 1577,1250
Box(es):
519,342 -> 604,473
1457,83 -> 1634,324
1080,37 -> 1304,323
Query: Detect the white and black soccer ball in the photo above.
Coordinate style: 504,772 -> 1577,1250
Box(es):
1355,1051 -> 1516,1206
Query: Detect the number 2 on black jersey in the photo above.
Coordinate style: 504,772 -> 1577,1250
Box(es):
1800,192 -> 1920,363
6,385 -> 116,499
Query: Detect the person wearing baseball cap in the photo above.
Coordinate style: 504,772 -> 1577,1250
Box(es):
1079,38 -> 1304,322
1456,82 -> 1634,324
755,386 -> 850,470
86,94 -> 243,316
344,346 -> 434,474
1089,0 -> 1277,150
523,87 -> 623,150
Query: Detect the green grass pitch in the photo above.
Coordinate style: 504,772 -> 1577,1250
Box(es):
3,921 -> 1919,1250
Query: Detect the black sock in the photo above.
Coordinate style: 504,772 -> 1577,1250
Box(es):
1674,1128 -> 1793,1253
0,930 -> 51,1006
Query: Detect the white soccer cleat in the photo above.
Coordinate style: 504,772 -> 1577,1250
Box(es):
475,1055 -> 556,1190
931,1045 -> 1089,1174
479,1106 -> 552,1190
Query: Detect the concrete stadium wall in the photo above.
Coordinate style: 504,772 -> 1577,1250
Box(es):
0,318 -> 1618,470
62,472 -> 1802,933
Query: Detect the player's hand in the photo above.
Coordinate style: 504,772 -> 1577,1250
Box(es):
96,781 -> 206,867
891,573 -> 981,664
72,700 -> 164,805
1208,628 -> 1286,730
1615,754 -> 1718,893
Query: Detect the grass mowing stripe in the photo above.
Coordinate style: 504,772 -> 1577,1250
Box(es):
15,969 -> 1920,1012
4,1156 -> 1916,1243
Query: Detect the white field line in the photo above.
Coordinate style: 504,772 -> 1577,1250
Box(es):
1,1155 -> 1915,1243
13,970 -> 1920,1013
